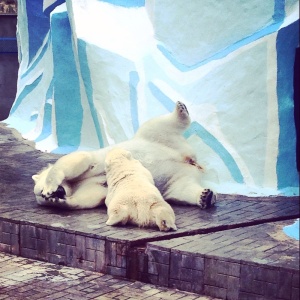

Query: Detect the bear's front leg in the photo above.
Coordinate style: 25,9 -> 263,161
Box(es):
41,151 -> 98,198
37,179 -> 106,209
42,168 -> 65,198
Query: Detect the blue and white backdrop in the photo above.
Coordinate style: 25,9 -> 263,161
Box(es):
5,0 -> 299,196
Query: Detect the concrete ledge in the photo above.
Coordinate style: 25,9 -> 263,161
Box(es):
145,221 -> 299,300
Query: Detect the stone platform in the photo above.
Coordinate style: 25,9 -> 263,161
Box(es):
145,221 -> 299,300
0,123 -> 299,300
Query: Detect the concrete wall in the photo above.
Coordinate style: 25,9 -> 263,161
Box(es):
0,15 -> 18,121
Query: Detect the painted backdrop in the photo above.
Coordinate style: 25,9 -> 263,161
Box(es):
5,0 -> 300,196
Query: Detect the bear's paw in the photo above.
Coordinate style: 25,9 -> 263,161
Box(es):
176,101 -> 189,117
42,185 -> 66,200
199,189 -> 216,209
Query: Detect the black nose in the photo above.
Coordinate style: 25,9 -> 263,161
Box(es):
54,186 -> 66,199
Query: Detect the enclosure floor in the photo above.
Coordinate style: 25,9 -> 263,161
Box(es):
0,122 -> 299,300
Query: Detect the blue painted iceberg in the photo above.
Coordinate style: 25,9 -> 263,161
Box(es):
6,0 -> 299,196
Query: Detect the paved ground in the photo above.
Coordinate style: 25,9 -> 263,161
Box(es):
0,252 -> 219,300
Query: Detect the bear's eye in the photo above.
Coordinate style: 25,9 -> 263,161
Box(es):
162,220 -> 167,226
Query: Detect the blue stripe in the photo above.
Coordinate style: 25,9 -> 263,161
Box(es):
10,74 -> 43,115
276,20 -> 299,189
21,34 -> 50,79
77,39 -> 104,148
25,0 -> 66,65
35,80 -> 54,142
99,0 -> 144,7
30,113 -> 38,121
129,71 -> 139,132
158,21 -> 284,72
35,102 -> 52,142
25,0 -> 50,65
148,82 -> 175,112
273,0 -> 285,22
52,11 -> 82,149
46,77 -> 54,100
148,82 -> 244,183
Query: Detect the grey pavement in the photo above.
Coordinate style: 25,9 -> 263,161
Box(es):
0,252 -> 219,300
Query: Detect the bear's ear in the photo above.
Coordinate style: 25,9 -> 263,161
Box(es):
32,174 -> 39,182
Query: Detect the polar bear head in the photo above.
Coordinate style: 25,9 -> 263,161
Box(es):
105,148 -> 154,186
105,148 -> 132,171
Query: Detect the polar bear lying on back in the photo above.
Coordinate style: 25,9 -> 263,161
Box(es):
105,148 -> 177,231
32,101 -> 216,209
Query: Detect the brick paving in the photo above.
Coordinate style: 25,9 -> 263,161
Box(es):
0,252 -> 218,300
0,122 -> 299,300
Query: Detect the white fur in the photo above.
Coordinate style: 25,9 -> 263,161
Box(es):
32,101 -> 216,209
104,148 -> 177,231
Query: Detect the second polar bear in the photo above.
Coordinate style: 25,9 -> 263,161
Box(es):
105,148 -> 177,231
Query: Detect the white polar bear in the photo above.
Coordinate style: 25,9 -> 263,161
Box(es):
32,101 -> 216,209
104,148 -> 177,231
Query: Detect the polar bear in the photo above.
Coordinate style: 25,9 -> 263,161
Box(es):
104,148 -> 177,231
32,163 -> 106,208
32,101 -> 216,209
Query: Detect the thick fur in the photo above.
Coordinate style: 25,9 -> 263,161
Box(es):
105,148 -> 177,231
32,101 -> 216,209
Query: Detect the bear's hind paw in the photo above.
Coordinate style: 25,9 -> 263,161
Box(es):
199,189 -> 216,209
